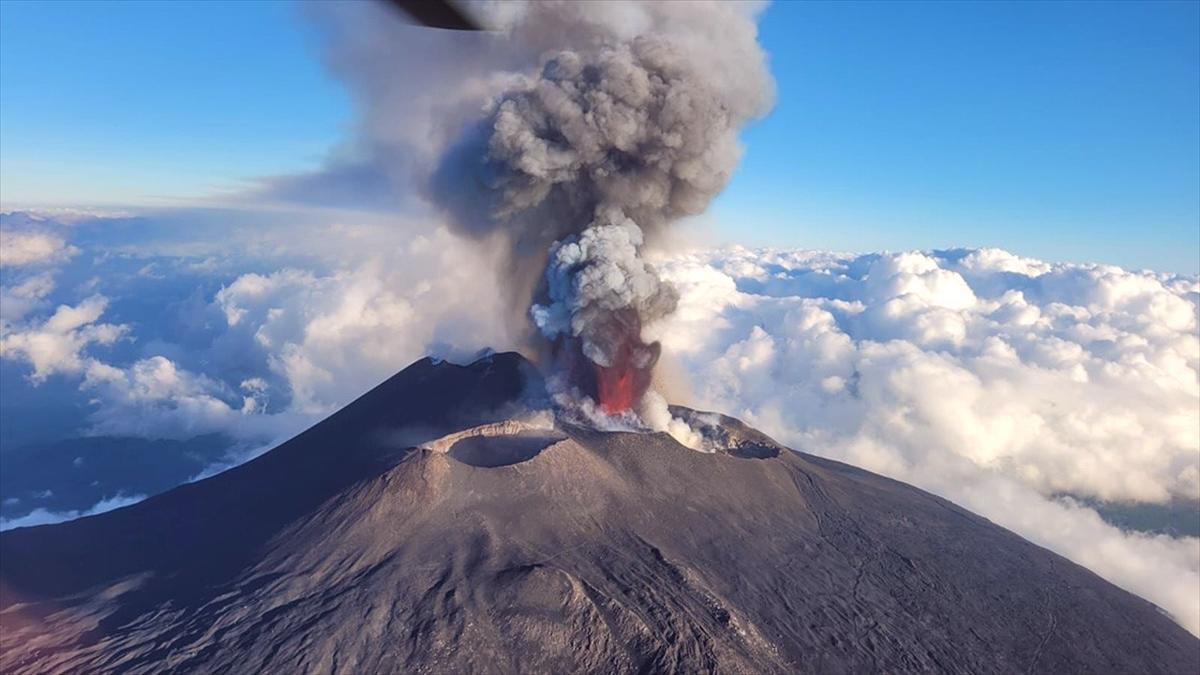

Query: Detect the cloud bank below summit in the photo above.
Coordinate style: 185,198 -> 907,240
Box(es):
654,246 -> 1199,506
650,246 -> 1200,633
0,209 -> 1198,634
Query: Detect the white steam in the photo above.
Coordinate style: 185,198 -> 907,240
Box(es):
531,207 -> 677,367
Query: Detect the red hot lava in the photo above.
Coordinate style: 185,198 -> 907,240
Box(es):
567,309 -> 660,414
595,344 -> 639,413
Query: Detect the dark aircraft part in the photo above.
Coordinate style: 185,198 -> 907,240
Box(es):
383,0 -> 481,31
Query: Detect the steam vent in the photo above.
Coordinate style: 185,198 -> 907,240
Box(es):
1,353 -> 1196,674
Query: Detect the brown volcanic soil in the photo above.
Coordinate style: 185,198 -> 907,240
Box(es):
1,353 -> 1197,674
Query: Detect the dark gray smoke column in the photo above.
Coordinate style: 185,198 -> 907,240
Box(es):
429,1 -> 775,414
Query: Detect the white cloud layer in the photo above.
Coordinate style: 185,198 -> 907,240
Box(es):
648,246 -> 1200,634
0,216 -> 516,440
0,213 -> 1196,635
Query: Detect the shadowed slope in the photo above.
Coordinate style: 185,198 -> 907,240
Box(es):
0,353 -> 539,605
1,353 -> 1196,674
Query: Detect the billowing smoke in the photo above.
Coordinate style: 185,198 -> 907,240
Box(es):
531,207 -> 676,412
423,1 -> 775,415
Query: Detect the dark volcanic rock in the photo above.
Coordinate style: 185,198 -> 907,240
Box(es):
1,353 -> 1196,674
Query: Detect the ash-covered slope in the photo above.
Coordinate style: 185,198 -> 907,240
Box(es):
1,353 -> 1196,674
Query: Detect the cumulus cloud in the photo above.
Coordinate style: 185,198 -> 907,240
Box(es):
648,245 -> 1200,634
0,229 -> 79,267
0,271 -> 57,322
0,291 -> 274,440
81,356 -> 266,440
0,210 -> 125,350
0,295 -> 127,382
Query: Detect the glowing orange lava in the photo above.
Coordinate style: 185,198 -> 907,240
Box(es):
596,362 -> 636,413
561,309 -> 660,415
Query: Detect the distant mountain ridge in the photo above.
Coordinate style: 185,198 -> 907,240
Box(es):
1,352 -> 1196,674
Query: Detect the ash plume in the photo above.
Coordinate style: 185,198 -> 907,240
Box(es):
307,1 -> 774,415
428,1 -> 773,414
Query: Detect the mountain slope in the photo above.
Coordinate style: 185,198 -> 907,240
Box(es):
1,352 -> 1196,674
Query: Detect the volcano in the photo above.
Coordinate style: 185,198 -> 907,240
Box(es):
1,353 -> 1196,674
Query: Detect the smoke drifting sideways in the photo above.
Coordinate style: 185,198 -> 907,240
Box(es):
428,2 -> 773,421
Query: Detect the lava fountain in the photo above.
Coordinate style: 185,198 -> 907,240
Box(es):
586,310 -> 660,414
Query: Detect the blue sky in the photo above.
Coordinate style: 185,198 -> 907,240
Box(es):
0,1 -> 350,203
1,0 -> 1197,272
